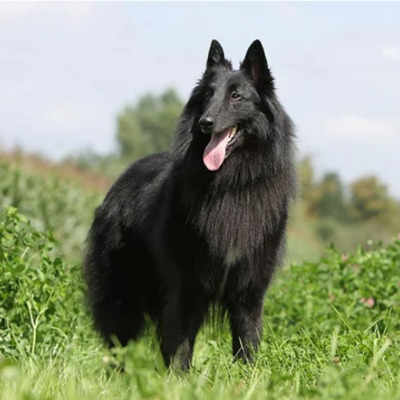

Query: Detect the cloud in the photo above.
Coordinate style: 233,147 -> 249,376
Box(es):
277,3 -> 303,25
47,103 -> 81,126
0,3 -> 38,22
0,2 -> 94,23
327,116 -> 397,141
63,3 -> 95,24
382,46 -> 400,61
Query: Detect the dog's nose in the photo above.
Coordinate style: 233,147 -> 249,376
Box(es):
199,117 -> 214,133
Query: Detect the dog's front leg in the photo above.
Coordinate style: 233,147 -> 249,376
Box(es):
227,288 -> 265,363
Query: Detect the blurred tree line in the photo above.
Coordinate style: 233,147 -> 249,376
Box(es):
65,88 -> 184,178
65,88 -> 400,252
299,156 -> 397,224
117,89 -> 183,161
298,156 -> 400,247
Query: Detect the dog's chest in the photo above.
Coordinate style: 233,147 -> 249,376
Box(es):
225,244 -> 241,266
217,245 -> 241,296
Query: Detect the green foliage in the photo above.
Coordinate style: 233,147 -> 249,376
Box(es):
296,157 -> 400,249
0,207 -> 90,359
315,172 -> 348,221
116,88 -> 184,161
1,201 -> 400,399
0,146 -> 399,399
0,162 -> 102,260
302,169 -> 348,221
298,155 -> 318,205
269,239 -> 400,335
349,176 -> 394,223
298,157 -> 399,224
63,89 -> 184,179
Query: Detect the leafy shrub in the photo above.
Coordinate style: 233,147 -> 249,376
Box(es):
0,162 -> 101,260
0,204 -> 400,399
267,237 -> 400,335
0,207 -> 90,359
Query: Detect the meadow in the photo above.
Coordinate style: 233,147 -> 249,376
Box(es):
1,159 -> 400,400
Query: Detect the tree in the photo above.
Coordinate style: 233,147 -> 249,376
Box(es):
298,156 -> 321,217
316,172 -> 348,221
298,155 -> 315,201
349,176 -> 392,222
298,157 -> 348,221
116,89 -> 184,161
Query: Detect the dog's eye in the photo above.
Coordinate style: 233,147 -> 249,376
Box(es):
231,91 -> 241,100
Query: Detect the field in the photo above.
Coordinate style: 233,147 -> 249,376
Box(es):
1,160 -> 400,399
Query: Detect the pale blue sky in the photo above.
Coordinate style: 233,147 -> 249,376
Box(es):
0,2 -> 399,196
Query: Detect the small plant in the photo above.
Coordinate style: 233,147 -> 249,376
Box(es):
0,162 -> 102,260
0,206 -> 89,359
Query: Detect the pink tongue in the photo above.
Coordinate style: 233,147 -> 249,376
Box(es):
203,129 -> 231,171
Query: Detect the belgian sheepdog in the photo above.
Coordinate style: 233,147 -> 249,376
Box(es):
84,40 -> 296,370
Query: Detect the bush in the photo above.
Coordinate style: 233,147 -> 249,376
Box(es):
267,237 -> 400,336
1,205 -> 400,399
0,162 -> 101,260
0,207 -> 90,359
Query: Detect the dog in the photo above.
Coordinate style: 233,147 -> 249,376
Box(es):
84,39 -> 296,370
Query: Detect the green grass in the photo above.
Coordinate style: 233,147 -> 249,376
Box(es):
0,161 -> 102,262
1,205 -> 400,399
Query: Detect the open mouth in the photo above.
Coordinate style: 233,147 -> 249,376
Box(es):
227,124 -> 240,147
203,124 -> 242,171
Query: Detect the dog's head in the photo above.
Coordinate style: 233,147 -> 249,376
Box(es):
188,40 -> 276,171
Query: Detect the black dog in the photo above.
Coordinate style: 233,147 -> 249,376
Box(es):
84,40 -> 296,370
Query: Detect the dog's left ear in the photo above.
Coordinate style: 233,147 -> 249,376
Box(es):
240,40 -> 272,89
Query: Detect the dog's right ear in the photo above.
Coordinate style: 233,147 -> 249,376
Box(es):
206,40 -> 225,69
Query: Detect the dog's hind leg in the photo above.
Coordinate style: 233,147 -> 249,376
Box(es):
88,245 -> 154,347
158,283 -> 208,370
92,298 -> 146,347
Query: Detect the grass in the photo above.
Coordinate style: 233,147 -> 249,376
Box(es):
1,156 -> 399,399
2,311 -> 400,400
0,158 -> 321,265
1,205 -> 400,399
0,160 -> 102,261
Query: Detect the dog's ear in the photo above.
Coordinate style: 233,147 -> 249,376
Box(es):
206,40 -> 226,69
241,40 -> 272,89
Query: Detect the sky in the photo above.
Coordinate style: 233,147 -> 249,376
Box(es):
0,2 -> 399,197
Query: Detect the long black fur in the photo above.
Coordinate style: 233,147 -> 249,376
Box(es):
84,40 -> 296,370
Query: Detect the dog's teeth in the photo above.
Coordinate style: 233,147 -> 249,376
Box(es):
229,125 -> 237,139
